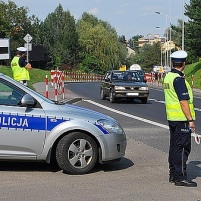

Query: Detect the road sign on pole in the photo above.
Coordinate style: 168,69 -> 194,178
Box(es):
24,43 -> 32,51
23,34 -> 32,43
23,34 -> 33,62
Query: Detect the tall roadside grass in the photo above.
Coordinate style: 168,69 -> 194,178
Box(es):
0,66 -> 51,90
184,62 -> 201,89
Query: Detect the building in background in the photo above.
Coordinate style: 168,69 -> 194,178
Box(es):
138,34 -> 175,52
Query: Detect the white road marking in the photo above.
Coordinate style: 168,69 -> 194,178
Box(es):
195,108 -> 201,111
149,98 -> 165,104
83,99 -> 169,129
149,98 -> 201,111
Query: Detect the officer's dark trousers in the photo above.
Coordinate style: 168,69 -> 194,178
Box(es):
168,121 -> 191,181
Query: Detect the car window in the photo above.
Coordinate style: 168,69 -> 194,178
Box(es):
130,72 -> 141,81
0,79 -> 24,106
121,71 -> 141,82
103,72 -> 111,81
104,71 -> 142,82
112,72 -> 124,81
137,70 -> 144,75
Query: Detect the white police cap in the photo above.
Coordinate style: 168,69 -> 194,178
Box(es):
17,47 -> 27,52
170,50 -> 187,59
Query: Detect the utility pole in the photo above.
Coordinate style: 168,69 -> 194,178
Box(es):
182,0 -> 185,50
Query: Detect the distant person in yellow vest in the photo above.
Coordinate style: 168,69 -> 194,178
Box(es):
164,50 -> 197,187
11,47 -> 32,86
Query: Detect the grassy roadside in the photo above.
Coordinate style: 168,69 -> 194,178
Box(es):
0,66 -> 51,90
184,62 -> 201,89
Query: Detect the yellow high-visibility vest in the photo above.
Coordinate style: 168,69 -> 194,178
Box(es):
164,72 -> 195,121
11,56 -> 30,81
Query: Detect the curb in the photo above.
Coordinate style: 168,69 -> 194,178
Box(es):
59,97 -> 83,104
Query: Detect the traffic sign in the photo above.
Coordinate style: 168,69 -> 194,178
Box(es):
24,43 -> 32,51
23,34 -> 32,43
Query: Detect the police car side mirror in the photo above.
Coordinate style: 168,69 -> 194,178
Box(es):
21,94 -> 34,107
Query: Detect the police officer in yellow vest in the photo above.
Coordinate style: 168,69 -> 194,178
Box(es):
164,50 -> 197,187
11,47 -> 32,86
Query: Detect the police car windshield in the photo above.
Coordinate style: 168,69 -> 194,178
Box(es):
29,88 -> 65,105
22,86 -> 55,104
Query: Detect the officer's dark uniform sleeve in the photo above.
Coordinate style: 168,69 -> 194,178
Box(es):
173,77 -> 190,101
18,57 -> 27,67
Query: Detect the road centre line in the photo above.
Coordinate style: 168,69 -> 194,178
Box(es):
84,99 -> 169,129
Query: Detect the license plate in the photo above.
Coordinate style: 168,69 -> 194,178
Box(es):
126,92 -> 139,96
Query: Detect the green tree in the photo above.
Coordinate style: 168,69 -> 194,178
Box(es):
129,42 -> 161,72
185,0 -> 201,62
0,0 -> 39,60
77,13 -> 125,74
39,4 -> 78,69
118,35 -> 126,44
128,35 -> 143,53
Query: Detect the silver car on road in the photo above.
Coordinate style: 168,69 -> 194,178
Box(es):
0,73 -> 127,174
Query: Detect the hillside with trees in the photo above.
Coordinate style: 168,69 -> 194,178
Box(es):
0,0 -> 201,74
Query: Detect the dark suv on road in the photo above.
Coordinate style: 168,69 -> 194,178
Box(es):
100,70 -> 149,104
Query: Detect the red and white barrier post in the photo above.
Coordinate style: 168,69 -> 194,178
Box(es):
61,73 -> 65,99
46,70 -> 66,101
45,75 -> 49,98
54,76 -> 58,102
51,70 -> 56,86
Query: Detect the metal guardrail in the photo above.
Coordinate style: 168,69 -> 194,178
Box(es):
64,71 -> 104,82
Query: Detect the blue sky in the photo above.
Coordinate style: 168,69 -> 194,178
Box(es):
5,0 -> 190,39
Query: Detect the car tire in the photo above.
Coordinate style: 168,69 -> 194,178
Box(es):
141,97 -> 148,104
100,89 -> 106,100
56,132 -> 98,175
109,91 -> 115,103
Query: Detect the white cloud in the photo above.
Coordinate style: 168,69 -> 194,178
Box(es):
88,8 -> 99,15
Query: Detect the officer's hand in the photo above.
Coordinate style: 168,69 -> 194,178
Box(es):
25,63 -> 32,70
189,121 -> 195,133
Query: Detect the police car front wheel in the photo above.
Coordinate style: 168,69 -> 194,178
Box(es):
56,132 -> 98,175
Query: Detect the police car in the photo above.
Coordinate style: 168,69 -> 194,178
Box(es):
0,73 -> 127,174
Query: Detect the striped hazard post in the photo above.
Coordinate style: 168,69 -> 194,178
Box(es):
45,75 -> 49,98
51,70 -> 56,86
61,73 -> 65,99
54,76 -> 58,102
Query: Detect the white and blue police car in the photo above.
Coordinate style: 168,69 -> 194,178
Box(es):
0,73 -> 127,174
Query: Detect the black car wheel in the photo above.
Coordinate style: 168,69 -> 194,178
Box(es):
100,89 -> 106,100
109,91 -> 115,103
141,97 -> 148,104
56,132 -> 98,175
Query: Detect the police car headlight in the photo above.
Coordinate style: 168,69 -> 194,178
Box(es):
97,119 -> 124,134
115,86 -> 125,90
139,86 -> 148,90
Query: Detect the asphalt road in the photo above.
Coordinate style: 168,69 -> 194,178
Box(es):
65,82 -> 201,156
1,82 -> 201,201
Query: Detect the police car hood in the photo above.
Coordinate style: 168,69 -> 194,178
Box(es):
57,104 -> 114,122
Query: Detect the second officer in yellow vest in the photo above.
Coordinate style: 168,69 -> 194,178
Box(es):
11,47 -> 32,87
164,50 -> 197,187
